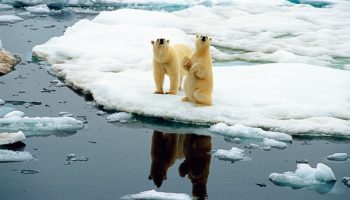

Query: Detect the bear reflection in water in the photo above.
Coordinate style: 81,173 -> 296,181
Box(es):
149,130 -> 212,199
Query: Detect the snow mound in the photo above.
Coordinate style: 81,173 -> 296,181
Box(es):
326,153 -> 348,161
210,123 -> 292,141
106,112 -> 132,123
25,4 -> 50,14
212,147 -> 249,162
0,131 -> 26,145
0,149 -> 33,162
262,138 -> 287,149
3,110 -> 25,118
269,163 -> 336,189
121,190 -> 191,200
0,15 -> 23,23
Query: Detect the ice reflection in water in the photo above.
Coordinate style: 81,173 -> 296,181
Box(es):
149,130 -> 211,200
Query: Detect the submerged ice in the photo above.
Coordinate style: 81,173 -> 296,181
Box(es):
121,190 -> 191,200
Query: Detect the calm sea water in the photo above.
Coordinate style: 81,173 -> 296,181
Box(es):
0,8 -> 349,200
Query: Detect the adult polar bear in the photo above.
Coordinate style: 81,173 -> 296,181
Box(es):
182,35 -> 213,106
151,38 -> 193,95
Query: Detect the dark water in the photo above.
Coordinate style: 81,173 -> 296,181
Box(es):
0,9 -> 349,200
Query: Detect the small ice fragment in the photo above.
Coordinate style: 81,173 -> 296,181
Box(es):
0,149 -> 33,162
255,183 -> 266,187
210,123 -> 292,141
326,153 -> 348,161
0,131 -> 26,145
244,143 -> 259,149
66,153 -> 88,162
0,99 -> 4,105
269,163 -> 336,189
263,146 -> 272,151
296,159 -> 309,164
96,110 -> 105,116
59,111 -> 74,117
212,147 -> 249,162
20,169 -> 39,174
3,110 -> 25,118
106,112 -> 132,123
121,189 -> 191,200
263,138 -> 287,149
0,15 -> 23,23
342,177 -> 350,187
25,4 -> 50,14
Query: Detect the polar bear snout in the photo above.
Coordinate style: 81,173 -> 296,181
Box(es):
201,36 -> 207,42
159,38 -> 165,45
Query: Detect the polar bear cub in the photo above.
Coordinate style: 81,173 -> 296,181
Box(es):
151,38 -> 193,95
182,35 -> 213,106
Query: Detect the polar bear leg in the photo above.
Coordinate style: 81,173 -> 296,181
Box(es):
153,63 -> 165,94
193,89 -> 212,106
167,71 -> 180,95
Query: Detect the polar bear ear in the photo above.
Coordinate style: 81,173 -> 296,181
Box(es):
196,34 -> 199,38
209,37 -> 212,41
166,39 -> 170,44
151,40 -> 155,45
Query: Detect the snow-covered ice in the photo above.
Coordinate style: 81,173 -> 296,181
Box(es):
0,131 -> 26,145
326,153 -> 348,161
3,110 -> 26,118
262,138 -> 287,149
269,163 -> 336,189
121,190 -> 191,200
210,123 -> 292,141
32,4 -> 350,136
212,147 -> 250,162
25,4 -> 50,14
106,112 -> 132,123
0,15 -> 23,23
0,149 -> 33,162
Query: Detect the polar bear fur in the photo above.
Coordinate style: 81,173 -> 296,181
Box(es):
182,35 -> 213,106
0,49 -> 19,76
151,38 -> 193,94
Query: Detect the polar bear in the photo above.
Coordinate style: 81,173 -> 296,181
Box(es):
151,38 -> 193,94
182,35 -> 213,106
0,49 -> 19,76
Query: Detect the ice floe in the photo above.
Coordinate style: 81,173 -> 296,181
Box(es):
342,177 -> 350,187
269,163 -> 336,189
0,131 -> 26,145
0,15 -> 24,23
262,138 -> 287,149
210,123 -> 292,141
0,149 -> 33,162
32,5 -> 350,136
106,112 -> 132,123
326,153 -> 348,161
25,4 -> 51,14
0,107 -> 85,136
121,190 -> 191,200
212,147 -> 250,162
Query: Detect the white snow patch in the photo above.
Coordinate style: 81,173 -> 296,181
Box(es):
0,15 -> 24,23
121,190 -> 191,200
25,4 -> 51,14
210,123 -> 292,141
269,163 -> 336,188
32,7 -> 350,136
0,131 -> 26,145
263,138 -> 287,149
212,147 -> 249,162
326,153 -> 348,161
3,110 -> 26,118
106,112 -> 132,123
0,149 -> 33,162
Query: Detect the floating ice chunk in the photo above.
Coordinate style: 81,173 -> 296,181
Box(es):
342,177 -> 350,187
59,111 -> 74,117
0,99 -> 4,105
96,110 -> 105,116
210,123 -> 292,141
212,147 -> 250,162
269,163 -> 336,189
25,4 -> 50,14
121,189 -> 191,200
0,131 -> 26,145
0,107 -> 16,118
263,138 -> 287,149
326,153 -> 348,161
0,15 -> 24,23
20,169 -> 39,174
66,153 -> 88,162
3,110 -> 25,118
0,116 -> 85,133
0,149 -> 33,162
106,112 -> 132,123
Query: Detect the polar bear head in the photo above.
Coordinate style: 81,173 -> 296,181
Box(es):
151,38 -> 170,59
195,35 -> 211,51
